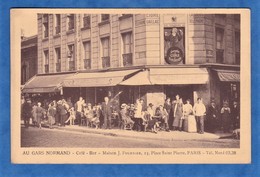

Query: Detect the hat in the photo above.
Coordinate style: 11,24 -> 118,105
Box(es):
87,103 -> 92,106
149,103 -> 154,107
121,103 -> 127,108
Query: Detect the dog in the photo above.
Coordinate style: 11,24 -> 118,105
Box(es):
232,129 -> 240,139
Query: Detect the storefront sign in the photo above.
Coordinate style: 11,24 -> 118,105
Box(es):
165,47 -> 184,64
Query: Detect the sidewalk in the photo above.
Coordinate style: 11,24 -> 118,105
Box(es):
52,125 -> 232,141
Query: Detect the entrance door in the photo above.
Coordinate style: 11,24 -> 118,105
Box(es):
165,85 -> 194,104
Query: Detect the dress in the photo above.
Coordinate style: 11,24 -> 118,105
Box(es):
172,101 -> 183,127
221,107 -> 231,132
36,106 -> 45,125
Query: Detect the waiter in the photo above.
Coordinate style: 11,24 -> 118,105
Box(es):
101,97 -> 112,129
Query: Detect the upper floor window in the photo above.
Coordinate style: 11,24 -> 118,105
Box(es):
55,14 -> 61,34
83,41 -> 91,69
44,50 -> 49,73
82,14 -> 91,29
42,14 -> 49,38
122,32 -> 133,54
101,37 -> 110,57
55,47 -> 61,72
67,14 -> 75,31
67,44 -> 75,71
215,27 -> 225,63
122,32 -> 133,66
101,37 -> 110,68
101,14 -> 110,22
235,31 -> 240,65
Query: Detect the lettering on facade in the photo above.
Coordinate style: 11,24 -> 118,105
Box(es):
189,14 -> 205,24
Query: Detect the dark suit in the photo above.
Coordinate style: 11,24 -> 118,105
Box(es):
102,102 -> 112,129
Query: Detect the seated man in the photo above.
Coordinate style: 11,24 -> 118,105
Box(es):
155,105 -> 170,131
144,103 -> 160,133
120,103 -> 134,130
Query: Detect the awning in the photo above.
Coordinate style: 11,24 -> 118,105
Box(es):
62,69 -> 140,87
119,67 -> 208,85
22,73 -> 76,93
119,70 -> 152,85
214,69 -> 240,82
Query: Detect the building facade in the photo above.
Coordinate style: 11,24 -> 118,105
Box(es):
24,13 -> 240,109
21,35 -> 38,85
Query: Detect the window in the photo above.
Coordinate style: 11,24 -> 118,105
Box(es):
55,14 -> 61,34
67,14 -> 75,31
83,41 -> 91,69
42,14 -> 49,38
44,50 -> 49,73
101,14 -> 110,22
164,27 -> 185,65
122,32 -> 133,66
215,27 -> 225,63
101,37 -> 110,68
55,47 -> 61,72
235,31 -> 240,65
82,14 -> 91,28
122,32 -> 133,54
101,37 -> 110,57
67,44 -> 75,71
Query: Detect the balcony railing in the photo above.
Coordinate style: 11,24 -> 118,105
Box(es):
56,62 -> 61,72
216,49 -> 224,64
44,64 -> 49,73
84,59 -> 91,69
55,26 -> 61,34
122,53 -> 133,66
69,61 -> 75,71
102,56 -> 110,68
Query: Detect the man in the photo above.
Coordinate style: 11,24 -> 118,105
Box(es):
193,98 -> 206,134
231,101 -> 240,130
75,97 -> 84,125
101,97 -> 112,129
172,94 -> 183,131
22,99 -> 32,128
206,99 -> 219,133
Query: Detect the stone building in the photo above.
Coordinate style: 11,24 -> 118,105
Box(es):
21,35 -> 38,85
23,13 -> 240,109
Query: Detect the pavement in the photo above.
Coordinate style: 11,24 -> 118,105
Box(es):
38,123 -> 233,142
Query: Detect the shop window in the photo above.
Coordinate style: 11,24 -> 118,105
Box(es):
122,32 -> 133,66
67,14 -> 75,31
42,14 -> 49,38
55,14 -> 61,34
215,27 -> 225,63
83,41 -> 91,69
101,37 -> 110,68
55,47 -> 61,72
67,44 -> 75,71
82,14 -> 91,29
164,27 -> 185,65
44,50 -> 49,73
101,14 -> 110,22
235,31 -> 240,65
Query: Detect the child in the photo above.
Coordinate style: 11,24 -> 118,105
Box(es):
65,107 -> 76,125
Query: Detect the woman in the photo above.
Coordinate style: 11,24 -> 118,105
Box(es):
48,102 -> 56,129
31,102 -> 38,127
59,99 -> 69,127
164,98 -> 172,129
35,102 -> 45,129
220,101 -> 231,133
84,103 -> 94,127
172,95 -> 183,131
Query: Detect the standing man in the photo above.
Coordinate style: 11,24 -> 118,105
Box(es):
231,101 -> 240,130
101,97 -> 112,129
193,98 -> 206,134
75,97 -> 84,125
22,99 -> 32,128
206,99 -> 219,133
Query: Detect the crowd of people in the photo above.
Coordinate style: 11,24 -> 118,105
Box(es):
21,94 -> 240,134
